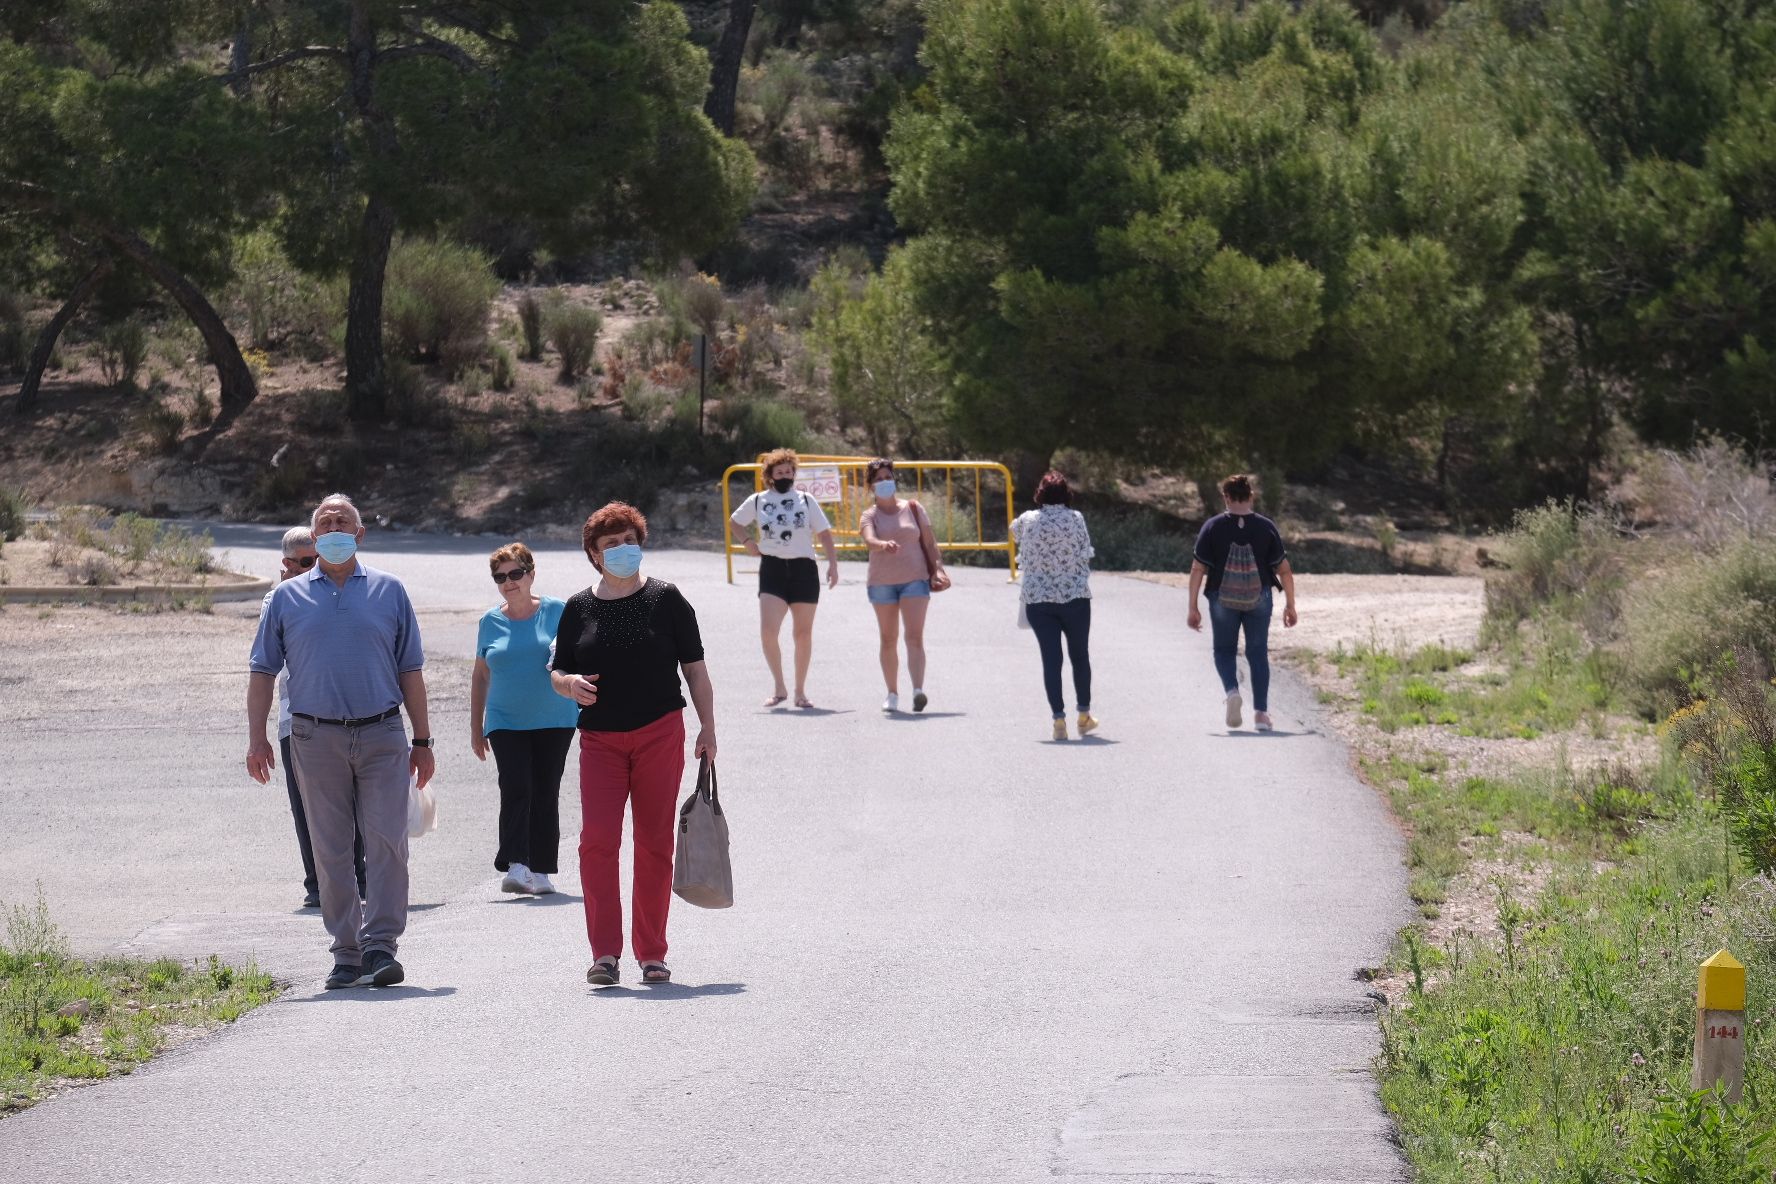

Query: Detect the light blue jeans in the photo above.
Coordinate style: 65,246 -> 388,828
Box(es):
1208,590 -> 1272,712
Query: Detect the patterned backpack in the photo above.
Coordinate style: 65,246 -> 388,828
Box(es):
1218,540 -> 1264,611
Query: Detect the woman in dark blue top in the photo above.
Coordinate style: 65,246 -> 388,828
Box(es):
1186,474 -> 1299,732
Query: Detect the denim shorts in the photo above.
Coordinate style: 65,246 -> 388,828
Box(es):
867,579 -> 931,605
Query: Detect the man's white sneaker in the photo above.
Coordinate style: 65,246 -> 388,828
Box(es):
1224,692 -> 1243,729
529,872 -> 556,895
882,692 -> 899,714
1254,712 -> 1274,733
501,863 -> 533,894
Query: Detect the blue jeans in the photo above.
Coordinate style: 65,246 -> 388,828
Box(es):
867,579 -> 931,604
1208,590 -> 1272,712
1026,598 -> 1091,718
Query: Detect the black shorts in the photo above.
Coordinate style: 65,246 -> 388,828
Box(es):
758,556 -> 820,605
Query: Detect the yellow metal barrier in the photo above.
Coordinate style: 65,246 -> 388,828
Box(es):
722,456 -> 1019,583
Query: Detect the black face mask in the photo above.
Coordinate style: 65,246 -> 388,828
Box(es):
772,478 -> 795,494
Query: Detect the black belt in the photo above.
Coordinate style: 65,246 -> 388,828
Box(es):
292,706 -> 402,728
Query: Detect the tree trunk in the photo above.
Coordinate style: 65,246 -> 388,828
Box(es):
344,195 -> 396,420
98,225 -> 259,410
12,258 -> 112,417
0,179 -> 258,410
229,11 -> 253,97
703,0 -> 760,135
343,0 -> 397,420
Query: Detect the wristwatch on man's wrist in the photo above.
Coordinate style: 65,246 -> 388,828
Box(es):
411,737 -> 434,749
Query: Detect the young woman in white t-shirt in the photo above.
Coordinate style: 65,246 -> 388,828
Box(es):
729,448 -> 840,708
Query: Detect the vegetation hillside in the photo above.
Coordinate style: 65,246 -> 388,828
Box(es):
4,0 -> 1771,548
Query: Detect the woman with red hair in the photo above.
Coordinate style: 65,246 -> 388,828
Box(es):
1011,471 -> 1099,741
550,502 -> 717,986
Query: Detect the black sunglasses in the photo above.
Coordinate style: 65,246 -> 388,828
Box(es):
286,555 -> 317,570
492,567 -> 532,584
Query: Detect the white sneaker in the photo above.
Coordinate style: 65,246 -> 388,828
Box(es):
1224,692 -> 1243,729
1254,712 -> 1273,733
529,872 -> 556,895
501,863 -> 532,894
882,692 -> 899,714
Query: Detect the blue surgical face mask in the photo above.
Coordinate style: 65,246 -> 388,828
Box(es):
601,543 -> 643,579
873,479 -> 898,500
314,531 -> 358,565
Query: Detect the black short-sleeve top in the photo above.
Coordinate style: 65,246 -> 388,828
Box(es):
550,578 -> 705,732
1193,512 -> 1287,595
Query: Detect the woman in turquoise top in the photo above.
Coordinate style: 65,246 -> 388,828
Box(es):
470,542 -> 580,895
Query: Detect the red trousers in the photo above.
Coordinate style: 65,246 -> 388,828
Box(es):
577,712 -> 685,963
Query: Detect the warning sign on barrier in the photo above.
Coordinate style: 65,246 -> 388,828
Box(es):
797,465 -> 842,503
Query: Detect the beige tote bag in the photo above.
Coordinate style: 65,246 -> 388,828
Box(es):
672,757 -> 733,909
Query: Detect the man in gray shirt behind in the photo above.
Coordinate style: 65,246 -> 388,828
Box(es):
246,493 -> 436,989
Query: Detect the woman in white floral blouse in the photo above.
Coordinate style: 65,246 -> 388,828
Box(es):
1011,471 -> 1098,741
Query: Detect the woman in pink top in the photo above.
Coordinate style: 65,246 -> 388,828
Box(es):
859,457 -> 950,713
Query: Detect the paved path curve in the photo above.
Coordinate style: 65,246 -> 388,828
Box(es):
0,525 -> 1410,1182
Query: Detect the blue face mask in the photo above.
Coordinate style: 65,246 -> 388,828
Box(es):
314,531 -> 358,565
873,479 -> 898,500
601,543 -> 643,579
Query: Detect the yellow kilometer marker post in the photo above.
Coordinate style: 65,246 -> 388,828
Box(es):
1691,949 -> 1746,1103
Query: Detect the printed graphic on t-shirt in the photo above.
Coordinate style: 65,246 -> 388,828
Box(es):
762,491 -> 807,545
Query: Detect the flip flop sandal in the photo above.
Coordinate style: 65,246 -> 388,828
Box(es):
763,693 -> 788,708
586,958 -> 619,986
795,697 -> 815,709
640,962 -> 671,984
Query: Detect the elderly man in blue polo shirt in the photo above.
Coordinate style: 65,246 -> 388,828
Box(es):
246,493 -> 435,989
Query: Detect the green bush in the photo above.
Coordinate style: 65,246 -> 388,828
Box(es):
489,344 -> 515,392
1622,541 -> 1776,705
516,293 -> 544,361
1483,501 -> 1628,641
186,386 -> 215,429
720,398 -> 807,457
385,358 -> 446,428
228,229 -> 340,352
0,486 -> 28,541
137,401 -> 185,454
384,237 -> 499,376
97,318 -> 149,389
547,304 -> 602,382
1084,507 -> 1193,572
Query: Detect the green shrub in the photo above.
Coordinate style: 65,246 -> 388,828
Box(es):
385,358 -> 446,428
1483,501 -> 1628,640
384,237 -> 499,376
547,304 -> 602,382
0,486 -> 28,541
228,229 -> 340,352
1622,541 -> 1776,705
489,345 -> 515,392
1085,507 -> 1193,571
516,292 -> 544,361
621,377 -> 671,424
137,401 -> 185,454
97,318 -> 149,389
720,398 -> 807,456
295,388 -> 348,433
186,386 -> 215,429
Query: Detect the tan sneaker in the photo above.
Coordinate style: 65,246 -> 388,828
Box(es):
1052,718 -> 1068,742
1078,712 -> 1100,736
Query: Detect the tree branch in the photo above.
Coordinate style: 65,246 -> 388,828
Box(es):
213,45 -> 349,84
380,27 -> 483,72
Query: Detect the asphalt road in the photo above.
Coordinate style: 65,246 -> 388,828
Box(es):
0,525 -> 1411,1182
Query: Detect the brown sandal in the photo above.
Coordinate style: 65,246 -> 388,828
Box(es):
640,961 -> 671,984
586,958 -> 619,986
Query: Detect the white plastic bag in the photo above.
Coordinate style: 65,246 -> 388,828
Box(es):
407,773 -> 438,838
